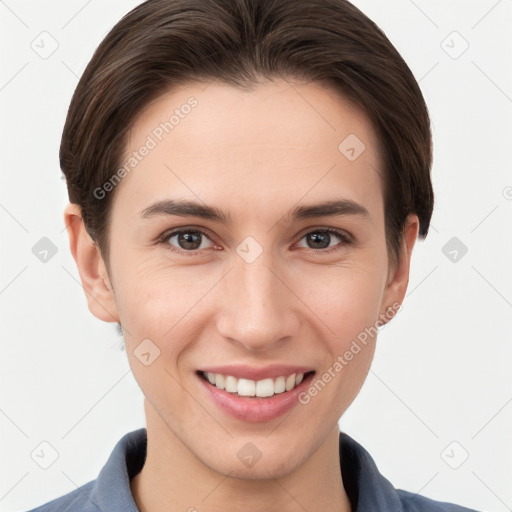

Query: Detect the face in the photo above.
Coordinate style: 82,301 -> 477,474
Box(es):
70,79 -> 416,479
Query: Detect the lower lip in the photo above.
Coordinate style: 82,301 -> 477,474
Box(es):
197,372 -> 315,423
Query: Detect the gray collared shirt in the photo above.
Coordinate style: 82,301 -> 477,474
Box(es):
26,428 -> 479,511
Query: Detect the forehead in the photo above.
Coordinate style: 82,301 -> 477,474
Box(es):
114,79 -> 384,219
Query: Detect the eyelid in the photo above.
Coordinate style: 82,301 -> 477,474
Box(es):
159,225 -> 354,255
158,225 -> 215,242
295,225 -> 353,243
158,226 -> 218,254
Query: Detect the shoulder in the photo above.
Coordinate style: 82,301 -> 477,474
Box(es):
24,428 -> 146,512
398,489 -> 480,512
24,480 -> 97,512
339,431 -> 481,512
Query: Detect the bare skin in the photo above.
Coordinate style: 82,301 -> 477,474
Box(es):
65,78 -> 418,511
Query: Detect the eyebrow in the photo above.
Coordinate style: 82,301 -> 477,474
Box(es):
139,198 -> 370,224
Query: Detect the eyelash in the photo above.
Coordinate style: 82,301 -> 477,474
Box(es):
158,227 -> 353,256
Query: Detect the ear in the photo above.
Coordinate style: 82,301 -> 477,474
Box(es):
379,214 -> 420,325
64,203 -> 120,323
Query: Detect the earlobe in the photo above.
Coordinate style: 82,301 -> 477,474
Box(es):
64,203 -> 120,323
379,214 -> 420,324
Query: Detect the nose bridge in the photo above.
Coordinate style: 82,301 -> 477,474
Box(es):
216,247 -> 300,351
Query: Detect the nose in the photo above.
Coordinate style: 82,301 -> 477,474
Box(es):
215,249 -> 301,352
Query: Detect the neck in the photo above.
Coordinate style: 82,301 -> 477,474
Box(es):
130,401 -> 352,512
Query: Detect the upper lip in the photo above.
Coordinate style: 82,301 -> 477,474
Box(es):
197,365 -> 315,381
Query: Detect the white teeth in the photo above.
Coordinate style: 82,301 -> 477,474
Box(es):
237,378 -> 256,396
285,374 -> 296,391
215,373 -> 225,390
274,376 -> 286,394
203,371 -> 307,397
256,378 -> 274,397
225,375 -> 238,393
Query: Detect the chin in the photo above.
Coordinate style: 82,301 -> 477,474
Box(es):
197,434 -> 312,481
209,454 -> 300,481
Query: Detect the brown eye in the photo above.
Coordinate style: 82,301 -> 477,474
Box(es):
296,228 -> 352,253
164,229 -> 214,253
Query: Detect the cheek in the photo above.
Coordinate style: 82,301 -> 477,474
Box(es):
298,260 -> 387,338
114,270 -> 199,337
295,268 -> 384,414
110,253 -> 224,360
114,268 -> 206,412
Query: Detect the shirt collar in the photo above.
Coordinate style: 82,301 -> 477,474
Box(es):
88,428 -> 402,511
340,431 -> 404,511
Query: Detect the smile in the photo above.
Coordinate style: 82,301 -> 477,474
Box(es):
196,365 -> 316,422
201,371 -> 309,398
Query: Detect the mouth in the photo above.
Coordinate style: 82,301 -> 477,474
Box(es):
198,370 -> 315,398
196,368 -> 316,422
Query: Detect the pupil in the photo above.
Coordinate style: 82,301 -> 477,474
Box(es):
309,232 -> 330,249
179,232 -> 201,250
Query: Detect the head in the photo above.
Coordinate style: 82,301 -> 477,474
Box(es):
63,0 -> 433,479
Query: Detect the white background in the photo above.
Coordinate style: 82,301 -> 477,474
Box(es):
1,1 -> 511,511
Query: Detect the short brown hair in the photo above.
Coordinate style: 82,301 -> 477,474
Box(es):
60,0 -> 433,266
